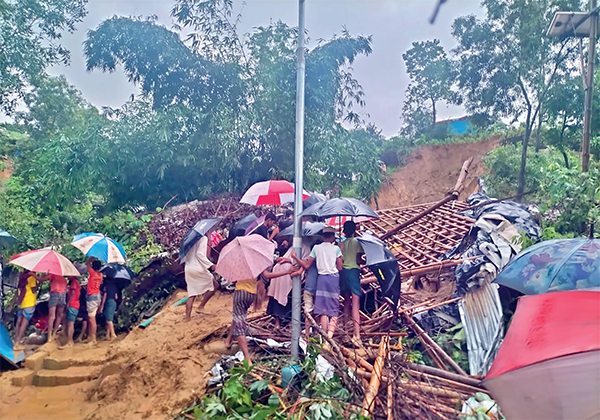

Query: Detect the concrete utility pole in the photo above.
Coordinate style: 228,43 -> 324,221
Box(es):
583,0 -> 597,172
291,0 -> 306,360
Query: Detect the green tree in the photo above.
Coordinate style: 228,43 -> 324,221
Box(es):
452,0 -> 580,198
544,73 -> 584,167
401,39 -> 460,137
75,5 -> 381,207
0,0 -> 87,114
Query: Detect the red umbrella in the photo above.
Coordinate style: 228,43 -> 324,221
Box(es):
485,290 -> 600,419
10,249 -> 81,277
325,215 -> 370,228
240,180 -> 309,206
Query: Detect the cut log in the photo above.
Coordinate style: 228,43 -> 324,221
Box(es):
361,336 -> 389,417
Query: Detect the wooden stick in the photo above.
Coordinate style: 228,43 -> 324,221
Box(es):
341,347 -> 374,372
363,331 -> 407,337
398,379 -> 461,399
405,369 -> 485,395
305,313 -> 345,362
413,296 -> 462,314
404,314 -> 469,376
406,362 -> 483,388
387,378 -> 394,420
360,257 -> 478,286
361,336 -> 389,417
387,349 -> 394,420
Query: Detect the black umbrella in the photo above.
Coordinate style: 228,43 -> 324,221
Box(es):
370,255 -> 402,309
353,234 -> 401,307
99,263 -> 136,289
228,213 -> 258,241
277,221 -> 327,238
179,217 -> 223,261
303,191 -> 327,209
356,234 -> 395,266
300,197 -> 378,219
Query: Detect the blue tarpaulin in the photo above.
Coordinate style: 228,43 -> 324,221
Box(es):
0,321 -> 25,367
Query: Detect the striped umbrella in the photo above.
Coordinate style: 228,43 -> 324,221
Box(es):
71,233 -> 126,263
9,249 -> 81,277
240,180 -> 310,206
325,215 -> 370,228
215,235 -> 276,282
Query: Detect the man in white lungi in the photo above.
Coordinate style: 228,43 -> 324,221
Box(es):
183,234 -> 219,321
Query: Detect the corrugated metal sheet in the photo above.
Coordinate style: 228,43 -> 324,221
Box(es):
459,281 -> 504,376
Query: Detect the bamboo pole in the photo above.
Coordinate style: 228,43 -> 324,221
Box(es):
405,362 -> 483,388
398,379 -> 461,399
405,369 -> 485,395
380,157 -> 473,240
360,257 -> 477,286
361,336 -> 389,417
404,314 -> 469,376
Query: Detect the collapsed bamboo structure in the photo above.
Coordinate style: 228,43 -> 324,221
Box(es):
197,158 -> 488,418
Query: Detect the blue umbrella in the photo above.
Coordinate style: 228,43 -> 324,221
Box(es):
494,239 -> 600,294
0,230 -> 16,249
179,218 -> 222,261
72,233 -> 127,263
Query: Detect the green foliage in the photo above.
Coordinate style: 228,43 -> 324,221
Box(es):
0,0 -> 87,114
182,346 -> 368,420
452,0 -> 581,195
432,323 -> 469,373
485,144 -> 599,235
73,9 -> 382,207
401,39 -> 460,137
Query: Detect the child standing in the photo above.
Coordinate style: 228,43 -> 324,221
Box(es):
60,277 -> 81,349
293,227 -> 343,339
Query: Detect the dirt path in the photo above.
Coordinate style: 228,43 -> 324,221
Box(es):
377,136 -> 500,209
1,291 -> 235,420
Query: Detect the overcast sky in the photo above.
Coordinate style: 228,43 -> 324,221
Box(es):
48,0 -> 483,137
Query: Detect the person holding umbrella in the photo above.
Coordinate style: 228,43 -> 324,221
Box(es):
85,258 -> 103,345
216,235 -> 298,365
59,276 -> 81,349
13,270 -> 41,350
181,222 -> 221,321
99,275 -> 120,341
339,221 -> 364,342
292,227 -> 344,341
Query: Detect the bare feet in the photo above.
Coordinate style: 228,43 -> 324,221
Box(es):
13,343 -> 25,351
59,341 -> 74,350
184,317 -> 191,322
47,335 -> 55,343
85,336 -> 98,347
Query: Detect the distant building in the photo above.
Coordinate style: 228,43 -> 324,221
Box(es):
435,116 -> 476,136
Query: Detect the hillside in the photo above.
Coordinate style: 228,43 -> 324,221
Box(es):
377,136 -> 501,209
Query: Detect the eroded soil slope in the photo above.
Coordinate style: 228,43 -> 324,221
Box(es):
377,136 -> 500,209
